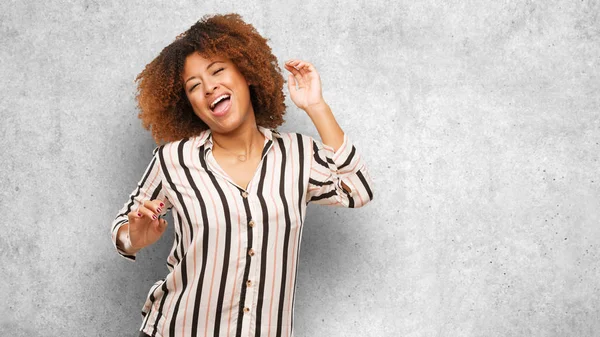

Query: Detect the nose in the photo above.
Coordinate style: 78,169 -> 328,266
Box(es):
204,82 -> 219,96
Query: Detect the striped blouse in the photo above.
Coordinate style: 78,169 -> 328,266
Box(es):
111,126 -> 373,337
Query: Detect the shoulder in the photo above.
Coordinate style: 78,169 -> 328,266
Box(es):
154,130 -> 211,156
271,130 -> 317,151
271,129 -> 314,144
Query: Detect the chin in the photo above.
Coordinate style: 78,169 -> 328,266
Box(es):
211,116 -> 245,134
197,106 -> 253,134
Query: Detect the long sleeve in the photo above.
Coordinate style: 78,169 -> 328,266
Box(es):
110,148 -> 172,261
307,134 -> 374,208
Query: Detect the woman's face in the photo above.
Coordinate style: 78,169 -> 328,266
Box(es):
182,53 -> 254,134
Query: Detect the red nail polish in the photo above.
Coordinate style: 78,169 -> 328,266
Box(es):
159,203 -> 164,207
138,213 -> 142,217
157,208 -> 162,213
152,215 -> 157,220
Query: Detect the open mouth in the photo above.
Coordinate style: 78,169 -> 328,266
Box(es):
210,94 -> 231,116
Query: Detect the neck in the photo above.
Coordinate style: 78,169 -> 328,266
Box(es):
211,123 -> 264,155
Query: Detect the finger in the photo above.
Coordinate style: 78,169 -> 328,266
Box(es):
155,218 -> 168,233
298,66 -> 309,78
283,63 -> 294,75
127,210 -> 143,223
302,61 -> 314,71
285,64 -> 305,88
293,60 -> 308,73
287,74 -> 296,92
285,60 -> 310,91
138,204 -> 159,221
284,62 -> 302,76
295,61 -> 316,79
285,60 -> 304,74
285,59 -> 300,67
287,59 -> 310,70
144,199 -> 165,215
288,60 -> 315,84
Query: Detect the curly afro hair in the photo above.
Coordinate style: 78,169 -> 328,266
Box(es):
135,13 -> 286,144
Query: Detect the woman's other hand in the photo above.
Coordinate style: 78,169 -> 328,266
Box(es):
285,59 -> 327,113
285,59 -> 344,151
119,199 -> 168,253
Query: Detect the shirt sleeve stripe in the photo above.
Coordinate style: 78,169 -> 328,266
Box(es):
309,189 -> 338,202
115,155 -> 158,219
357,170 -> 374,201
337,146 -> 356,170
308,178 -> 334,186
312,141 -> 329,168
158,142 -> 191,337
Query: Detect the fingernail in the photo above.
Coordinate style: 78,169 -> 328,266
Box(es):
152,215 -> 157,220
159,203 -> 164,207
157,208 -> 162,213
138,213 -> 142,217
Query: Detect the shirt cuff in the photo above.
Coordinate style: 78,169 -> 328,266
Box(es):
112,221 -> 137,261
329,134 -> 358,174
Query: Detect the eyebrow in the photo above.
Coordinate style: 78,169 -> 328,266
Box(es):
184,61 -> 225,84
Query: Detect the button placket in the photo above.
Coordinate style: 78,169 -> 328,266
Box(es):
239,193 -> 261,333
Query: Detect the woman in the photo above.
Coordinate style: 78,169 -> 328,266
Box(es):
111,13 -> 373,337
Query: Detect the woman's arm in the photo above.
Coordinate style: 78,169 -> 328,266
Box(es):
285,59 -> 344,151
110,149 -> 172,260
285,59 -> 373,207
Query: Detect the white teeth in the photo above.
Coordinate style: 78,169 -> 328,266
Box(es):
210,95 -> 230,109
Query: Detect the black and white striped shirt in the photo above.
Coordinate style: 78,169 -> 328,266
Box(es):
111,126 -> 373,337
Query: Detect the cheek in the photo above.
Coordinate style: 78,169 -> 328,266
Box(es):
236,81 -> 251,99
187,94 -> 205,111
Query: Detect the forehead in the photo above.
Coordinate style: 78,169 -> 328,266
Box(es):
183,53 -> 227,73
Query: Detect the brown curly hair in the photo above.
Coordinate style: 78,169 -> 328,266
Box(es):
135,13 -> 286,144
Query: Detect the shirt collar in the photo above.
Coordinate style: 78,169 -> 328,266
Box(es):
194,126 -> 281,149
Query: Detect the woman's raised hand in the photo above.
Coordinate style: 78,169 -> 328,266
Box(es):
285,59 -> 326,112
125,199 -> 168,251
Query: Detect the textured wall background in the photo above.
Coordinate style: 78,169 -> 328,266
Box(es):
1,0 -> 599,336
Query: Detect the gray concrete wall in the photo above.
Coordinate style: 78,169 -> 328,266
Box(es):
1,1 -> 599,336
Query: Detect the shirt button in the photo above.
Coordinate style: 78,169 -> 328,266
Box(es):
248,248 -> 255,256
248,220 -> 255,228
242,191 -> 249,198
246,280 -> 252,287
243,307 -> 250,313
